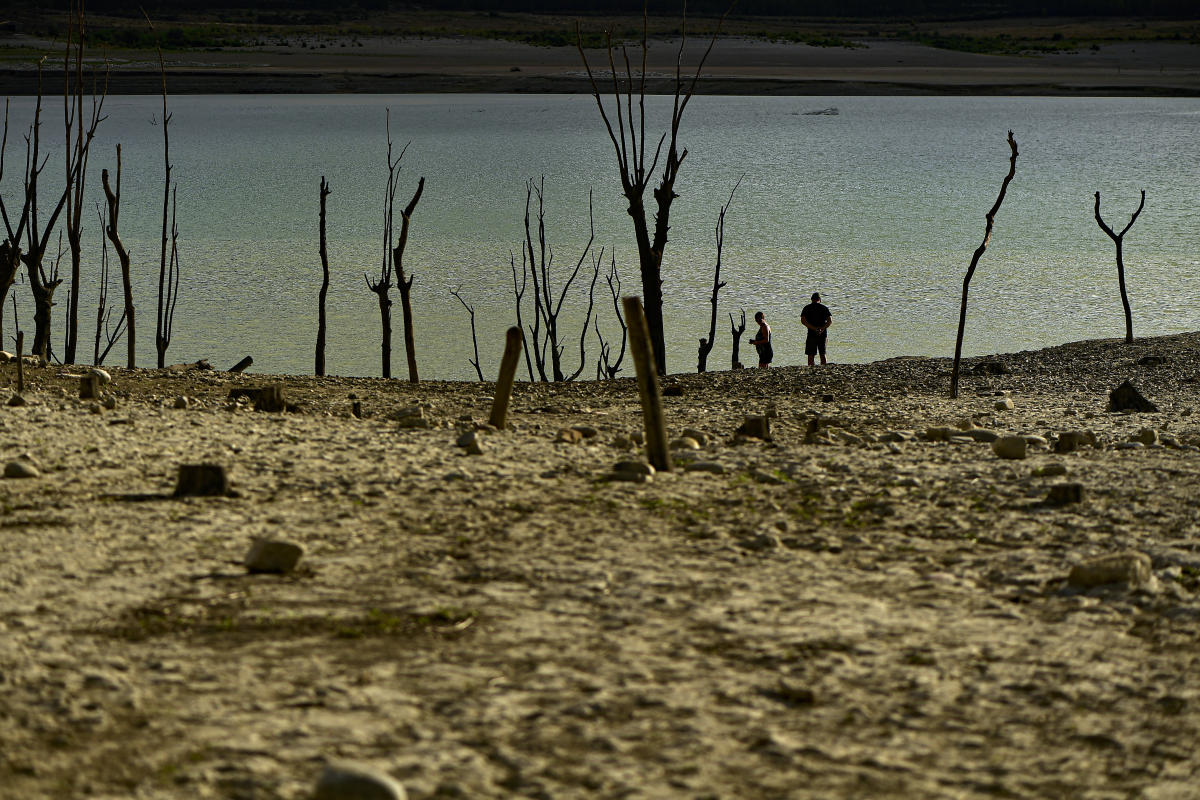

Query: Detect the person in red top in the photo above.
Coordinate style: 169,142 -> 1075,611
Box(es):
801,292 -> 832,366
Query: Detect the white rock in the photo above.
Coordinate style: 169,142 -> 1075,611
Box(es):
4,461 -> 39,479
314,762 -> 407,800
88,368 -> 112,385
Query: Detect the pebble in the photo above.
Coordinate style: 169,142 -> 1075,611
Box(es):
7,393 -> 27,407
571,424 -> 599,439
613,460 -> 654,477
1068,551 -> 1152,589
966,428 -> 1000,443
995,397 -> 1015,411
173,396 -> 190,409
681,428 -> 710,446
4,460 -> 39,479
555,428 -> 583,444
737,415 -> 771,440
1133,428 -> 1158,446
1022,435 -> 1049,448
684,461 -> 726,475
1032,463 -> 1068,477
610,435 -> 634,450
670,436 -> 701,450
314,762 -> 406,800
1114,442 -> 1145,451
924,426 -> 955,441
991,436 -> 1027,460
1054,430 -> 1097,453
88,368 -> 112,385
244,539 -> 304,574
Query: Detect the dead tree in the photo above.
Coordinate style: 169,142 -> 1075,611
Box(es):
509,250 -> 536,381
367,115 -> 423,380
92,204 -> 126,365
515,178 -> 599,382
101,145 -> 135,369
315,176 -> 330,376
729,308 -> 746,369
698,176 -> 741,373
450,285 -> 484,381
1094,189 -> 1145,344
2,66 -> 86,362
950,131 -> 1018,399
147,11 -> 177,369
595,254 -> 627,380
577,5 -> 725,376
62,0 -> 108,364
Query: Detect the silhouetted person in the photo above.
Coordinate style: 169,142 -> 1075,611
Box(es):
748,311 -> 773,369
801,292 -> 832,366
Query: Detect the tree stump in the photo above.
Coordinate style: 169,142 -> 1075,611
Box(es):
174,464 -> 230,497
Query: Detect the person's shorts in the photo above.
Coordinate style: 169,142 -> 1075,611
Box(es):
805,333 -> 826,357
757,344 -> 773,364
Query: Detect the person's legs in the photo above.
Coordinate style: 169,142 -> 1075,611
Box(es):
818,336 -> 828,365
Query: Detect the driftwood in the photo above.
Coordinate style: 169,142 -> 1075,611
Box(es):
1094,189 -> 1146,344
228,356 -> 252,373
950,131 -> 1019,400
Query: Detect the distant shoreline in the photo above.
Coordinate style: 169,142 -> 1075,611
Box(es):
0,35 -> 1195,96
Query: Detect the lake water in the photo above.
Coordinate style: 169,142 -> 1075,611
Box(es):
3,94 -> 1197,380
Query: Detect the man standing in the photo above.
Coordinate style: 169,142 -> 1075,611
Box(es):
801,292 -> 832,366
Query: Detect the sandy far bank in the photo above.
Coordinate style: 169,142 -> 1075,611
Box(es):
0,35 -> 1197,95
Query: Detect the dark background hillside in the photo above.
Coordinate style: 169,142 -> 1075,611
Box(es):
6,0 -> 1198,19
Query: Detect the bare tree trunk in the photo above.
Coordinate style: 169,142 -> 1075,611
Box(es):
145,12 -> 176,369
316,177 -> 330,376
394,177 -> 424,384
596,255 -> 628,380
577,6 -> 726,376
62,0 -> 107,365
450,286 -> 484,381
1094,189 -> 1145,345
951,131 -> 1018,399
729,309 -> 746,370
101,146 -> 135,369
699,177 -> 741,373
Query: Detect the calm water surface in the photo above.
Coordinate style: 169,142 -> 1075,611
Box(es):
4,94 -> 1197,379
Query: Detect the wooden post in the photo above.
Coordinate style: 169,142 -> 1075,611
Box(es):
489,326 -> 523,429
80,374 -> 100,399
622,296 -> 672,472
15,331 -> 24,395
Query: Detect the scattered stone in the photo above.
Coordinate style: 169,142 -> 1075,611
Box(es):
886,442 -> 902,455
173,464 -> 230,497
684,461 -> 726,475
1032,463 -> 1068,477
739,531 -> 780,550
670,436 -> 700,450
244,539 -> 304,574
995,396 -> 1015,411
228,385 -> 287,412
1137,355 -> 1167,367
1068,551 -> 1152,589
173,395 -> 190,410
571,424 -> 600,439
613,460 -> 654,477
88,368 -> 112,384
1054,430 -> 1097,453
737,415 -> 771,440
101,394 -> 117,410
0,350 -> 12,362
991,436 -> 1027,460
7,393 -> 27,407
1133,428 -> 1158,446
1045,483 -> 1084,506
749,469 -> 786,485
314,762 -> 407,800
88,403 -> 103,415
1114,441 -> 1145,451
955,418 -> 977,431
455,430 -> 478,448
395,406 -> 430,429
4,460 -> 39,479
681,428 -> 710,446
663,385 -> 684,397
973,360 -> 1009,375
1022,435 -> 1049,448
923,426 -> 955,442
611,435 -> 634,450
456,430 -> 485,455
630,431 -> 645,446
555,428 -> 583,444
878,431 -> 911,443
1108,380 -> 1158,413
965,428 -> 1000,443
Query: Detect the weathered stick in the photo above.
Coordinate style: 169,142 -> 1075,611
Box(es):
489,326 -> 523,429
15,331 -> 24,394
623,296 -> 672,472
228,356 -> 253,373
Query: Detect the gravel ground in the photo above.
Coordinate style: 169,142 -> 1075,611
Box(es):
1,331 -> 1199,799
